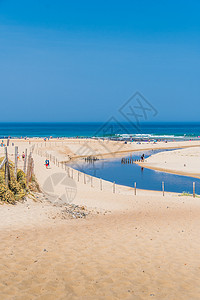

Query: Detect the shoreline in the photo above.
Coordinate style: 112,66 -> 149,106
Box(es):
136,162 -> 200,180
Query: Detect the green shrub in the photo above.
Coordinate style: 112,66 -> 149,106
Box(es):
0,158 -> 28,203
3,190 -> 15,204
0,176 -> 4,184
17,170 -> 27,189
14,190 -> 26,201
0,184 -> 8,197
0,184 -> 15,204
9,179 -> 22,195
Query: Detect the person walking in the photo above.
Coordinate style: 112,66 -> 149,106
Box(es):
45,159 -> 49,169
141,154 -> 145,162
22,152 -> 25,161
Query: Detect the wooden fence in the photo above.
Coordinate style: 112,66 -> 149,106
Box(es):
0,146 -> 34,185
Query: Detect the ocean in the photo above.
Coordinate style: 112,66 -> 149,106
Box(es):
0,122 -> 200,139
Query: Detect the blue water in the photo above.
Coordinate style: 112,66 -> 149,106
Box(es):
0,122 -> 200,139
68,149 -> 200,194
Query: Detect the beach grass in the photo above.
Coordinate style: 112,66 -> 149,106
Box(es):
0,157 -> 27,203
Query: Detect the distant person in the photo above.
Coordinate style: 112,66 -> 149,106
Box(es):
22,152 -> 25,161
45,159 -> 49,169
141,154 -> 145,162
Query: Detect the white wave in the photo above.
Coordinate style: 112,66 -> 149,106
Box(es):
116,133 -> 191,139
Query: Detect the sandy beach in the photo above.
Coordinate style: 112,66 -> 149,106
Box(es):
1,139 -> 200,299
139,147 -> 200,178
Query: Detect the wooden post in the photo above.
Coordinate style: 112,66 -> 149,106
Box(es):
14,146 -> 18,179
84,173 -> 86,184
23,149 -> 27,174
5,160 -> 8,186
78,171 -> 80,182
71,169 -> 73,179
26,154 -> 30,182
30,157 -> 34,182
113,181 -> 115,193
26,153 -> 32,183
4,147 -> 10,185
91,176 -> 93,188
193,182 -> 195,198
162,181 -> 164,196
134,182 -> 136,195
100,178 -> 102,191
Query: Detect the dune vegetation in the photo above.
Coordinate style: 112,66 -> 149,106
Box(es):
0,157 -> 27,204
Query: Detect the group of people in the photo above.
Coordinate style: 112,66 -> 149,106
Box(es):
16,152 -> 26,161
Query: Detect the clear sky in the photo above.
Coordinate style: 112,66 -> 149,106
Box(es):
0,0 -> 200,122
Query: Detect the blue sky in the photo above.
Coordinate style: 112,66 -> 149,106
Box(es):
0,0 -> 200,122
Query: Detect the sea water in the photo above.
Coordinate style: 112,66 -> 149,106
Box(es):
0,122 -> 200,139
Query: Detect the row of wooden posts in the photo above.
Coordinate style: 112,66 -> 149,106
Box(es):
37,141 -> 82,148
36,148 -> 115,192
35,148 -> 197,197
36,140 -> 95,148
121,158 -> 144,164
0,146 -> 34,185
14,146 -> 34,182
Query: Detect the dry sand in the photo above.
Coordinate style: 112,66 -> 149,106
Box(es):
1,139 -> 200,299
140,147 -> 200,178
